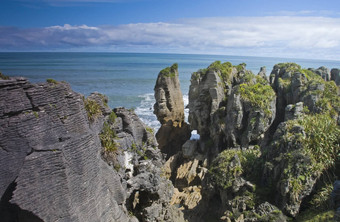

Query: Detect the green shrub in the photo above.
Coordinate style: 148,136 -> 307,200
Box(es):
160,63 -> 178,78
0,72 -> 9,80
84,98 -> 102,121
108,112 -> 117,124
277,62 -> 301,73
309,183 -> 333,210
209,147 -> 261,189
235,62 -> 246,72
281,113 -> 339,202
315,81 -> 340,115
146,127 -> 154,134
208,61 -> 233,84
295,209 -> 334,222
288,113 -> 340,170
301,69 -> 321,80
33,111 -> 39,119
238,82 -> 276,116
98,94 -> 109,107
100,122 -> 118,153
46,78 -> 58,84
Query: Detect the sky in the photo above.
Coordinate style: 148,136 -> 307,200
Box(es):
0,0 -> 340,59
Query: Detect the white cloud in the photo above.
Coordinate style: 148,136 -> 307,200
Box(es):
1,16 -> 340,59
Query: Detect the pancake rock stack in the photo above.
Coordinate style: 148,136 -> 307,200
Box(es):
154,63 -> 190,157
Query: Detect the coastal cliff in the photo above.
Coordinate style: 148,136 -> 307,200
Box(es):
158,63 -> 339,221
0,62 -> 339,222
0,77 -> 184,222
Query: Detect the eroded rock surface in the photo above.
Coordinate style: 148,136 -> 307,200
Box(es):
0,77 -> 184,222
154,63 -> 185,126
154,64 -> 190,157
0,78 -> 129,222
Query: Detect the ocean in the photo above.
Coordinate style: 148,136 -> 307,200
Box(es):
1,52 -> 339,130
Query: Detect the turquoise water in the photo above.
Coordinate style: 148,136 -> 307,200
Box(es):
1,52 -> 339,128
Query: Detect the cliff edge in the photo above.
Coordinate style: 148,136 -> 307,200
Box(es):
0,76 -> 184,222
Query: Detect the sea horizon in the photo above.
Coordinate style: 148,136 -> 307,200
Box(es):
1,52 -> 339,129
2,51 -> 340,62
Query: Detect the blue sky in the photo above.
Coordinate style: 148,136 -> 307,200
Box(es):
1,0 -> 340,59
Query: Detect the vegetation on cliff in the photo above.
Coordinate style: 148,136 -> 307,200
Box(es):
84,98 -> 102,121
100,112 -> 119,153
159,63 -> 178,78
210,147 -> 261,190
184,61 -> 339,221
238,82 -> 276,116
0,72 -> 10,80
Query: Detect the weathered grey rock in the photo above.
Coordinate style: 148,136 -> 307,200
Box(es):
0,78 -> 130,222
331,68 -> 340,86
115,107 -> 157,149
0,77 -> 185,222
258,66 -> 269,82
182,140 -> 198,158
284,102 -> 304,121
87,92 -> 112,115
224,85 -> 276,148
189,63 -> 276,151
125,158 -> 185,222
154,64 -> 190,157
315,66 -> 331,81
261,121 -> 319,217
188,68 -> 228,138
255,202 -> 286,221
154,63 -> 185,126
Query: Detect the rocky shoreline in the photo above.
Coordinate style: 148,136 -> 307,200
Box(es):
0,62 -> 339,221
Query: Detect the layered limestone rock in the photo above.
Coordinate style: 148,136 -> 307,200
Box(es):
181,61 -> 338,221
154,63 -> 190,157
188,62 -> 276,151
0,77 -> 184,222
263,63 -> 340,217
0,78 -> 130,222
154,63 -> 185,126
104,107 -> 185,222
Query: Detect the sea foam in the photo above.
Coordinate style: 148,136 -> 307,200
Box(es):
135,93 -> 189,132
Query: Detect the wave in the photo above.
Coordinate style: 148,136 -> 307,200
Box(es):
134,93 -> 160,131
135,93 -> 189,132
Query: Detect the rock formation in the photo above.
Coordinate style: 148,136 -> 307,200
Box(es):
188,61 -> 276,153
331,68 -> 340,86
1,60 -> 339,222
154,63 -> 185,126
0,78 -> 130,222
0,77 -> 184,222
154,63 -> 190,157
163,61 -> 339,221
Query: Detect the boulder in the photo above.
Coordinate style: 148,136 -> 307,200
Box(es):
182,140 -> 198,158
